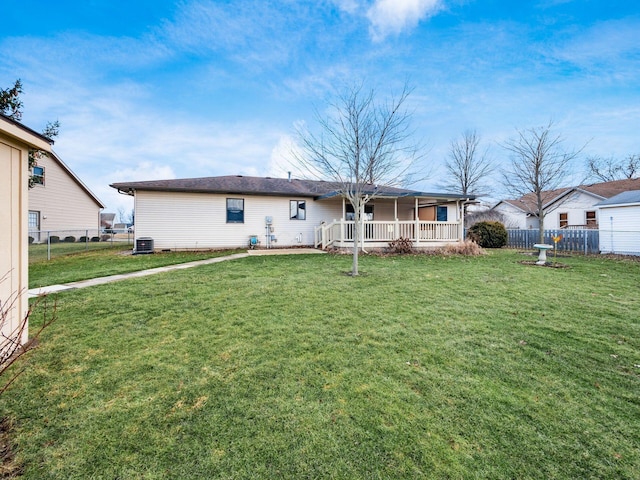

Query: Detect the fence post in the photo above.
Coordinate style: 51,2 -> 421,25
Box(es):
47,231 -> 51,261
85,229 -> 89,251
584,231 -> 588,255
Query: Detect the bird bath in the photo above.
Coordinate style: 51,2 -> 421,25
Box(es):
533,244 -> 554,265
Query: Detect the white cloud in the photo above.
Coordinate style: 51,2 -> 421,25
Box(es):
332,0 -> 361,14
548,19 -> 640,75
366,0 -> 442,41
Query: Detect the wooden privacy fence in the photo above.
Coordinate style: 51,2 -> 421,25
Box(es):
507,229 -> 599,254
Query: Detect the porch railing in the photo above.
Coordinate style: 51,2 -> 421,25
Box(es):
315,220 -> 462,248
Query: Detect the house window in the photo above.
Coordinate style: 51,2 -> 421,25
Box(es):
226,198 -> 244,223
436,206 -> 448,221
32,165 -> 45,185
28,211 -> 40,230
290,200 -> 306,220
559,212 -> 568,228
345,204 -> 373,221
585,211 -> 597,227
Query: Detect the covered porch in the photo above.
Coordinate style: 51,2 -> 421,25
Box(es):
314,194 -> 472,250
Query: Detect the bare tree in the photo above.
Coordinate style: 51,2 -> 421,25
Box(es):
440,129 -> 493,209
1,274 -> 57,395
117,206 -> 127,224
501,122 -> 581,243
586,154 -> 640,182
294,83 -> 422,276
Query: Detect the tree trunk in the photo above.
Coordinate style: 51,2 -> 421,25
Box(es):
351,203 -> 360,276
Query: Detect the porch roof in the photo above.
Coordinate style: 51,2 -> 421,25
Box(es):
316,188 -> 475,202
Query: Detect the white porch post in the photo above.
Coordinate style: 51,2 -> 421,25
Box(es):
414,198 -> 420,245
394,198 -> 399,238
458,200 -> 463,241
341,197 -> 346,244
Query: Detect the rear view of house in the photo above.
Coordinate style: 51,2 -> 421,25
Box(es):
111,175 -> 475,252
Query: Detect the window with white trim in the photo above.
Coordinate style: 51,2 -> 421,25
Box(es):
559,212 -> 568,228
28,211 -> 40,230
290,200 -> 306,220
345,204 -> 373,221
32,165 -> 45,185
226,198 -> 244,223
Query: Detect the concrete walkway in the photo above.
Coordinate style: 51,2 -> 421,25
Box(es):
28,248 -> 325,298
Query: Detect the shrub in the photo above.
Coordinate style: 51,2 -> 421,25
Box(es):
49,236 -> 60,244
28,236 -> 34,244
64,236 -> 76,243
466,221 -> 508,248
90,236 -> 100,242
101,234 -> 111,242
442,240 -> 485,256
78,236 -> 89,243
387,237 -> 414,254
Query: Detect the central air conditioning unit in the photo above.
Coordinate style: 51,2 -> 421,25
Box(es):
135,237 -> 154,254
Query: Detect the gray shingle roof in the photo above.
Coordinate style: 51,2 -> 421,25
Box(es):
111,175 -> 333,197
110,175 -> 474,200
595,189 -> 640,206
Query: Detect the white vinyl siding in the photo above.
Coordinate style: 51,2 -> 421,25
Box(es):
598,204 -> 640,255
545,191 -> 603,229
134,191 -> 343,250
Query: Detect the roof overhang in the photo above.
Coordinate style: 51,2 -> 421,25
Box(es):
0,113 -> 53,152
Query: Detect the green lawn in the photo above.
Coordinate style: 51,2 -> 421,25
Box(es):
28,247 -> 244,288
4,250 -> 640,479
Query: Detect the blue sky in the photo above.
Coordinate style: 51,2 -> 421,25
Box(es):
2,0 -> 638,214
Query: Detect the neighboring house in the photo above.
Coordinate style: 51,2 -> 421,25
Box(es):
100,212 -> 116,231
110,175 -> 475,251
492,178 -> 640,230
1,113 -> 52,347
596,190 -> 640,256
28,150 -> 105,238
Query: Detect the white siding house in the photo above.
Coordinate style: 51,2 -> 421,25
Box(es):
134,190 -> 343,250
492,201 -> 535,229
543,190 -> 601,229
596,190 -> 640,256
111,175 -> 474,251
29,150 -> 104,235
493,178 -> 640,230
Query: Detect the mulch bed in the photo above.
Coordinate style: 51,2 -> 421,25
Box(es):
519,260 -> 571,269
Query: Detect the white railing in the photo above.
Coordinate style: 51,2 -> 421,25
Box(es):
315,220 -> 462,248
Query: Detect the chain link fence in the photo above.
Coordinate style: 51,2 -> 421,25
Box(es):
29,229 -> 134,262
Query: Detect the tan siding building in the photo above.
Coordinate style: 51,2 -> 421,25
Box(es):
28,151 -> 104,235
1,115 -> 52,346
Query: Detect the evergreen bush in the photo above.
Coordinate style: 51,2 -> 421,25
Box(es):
466,221 -> 508,248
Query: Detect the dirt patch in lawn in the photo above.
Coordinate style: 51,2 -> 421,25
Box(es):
0,417 -> 22,479
519,260 -> 571,269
